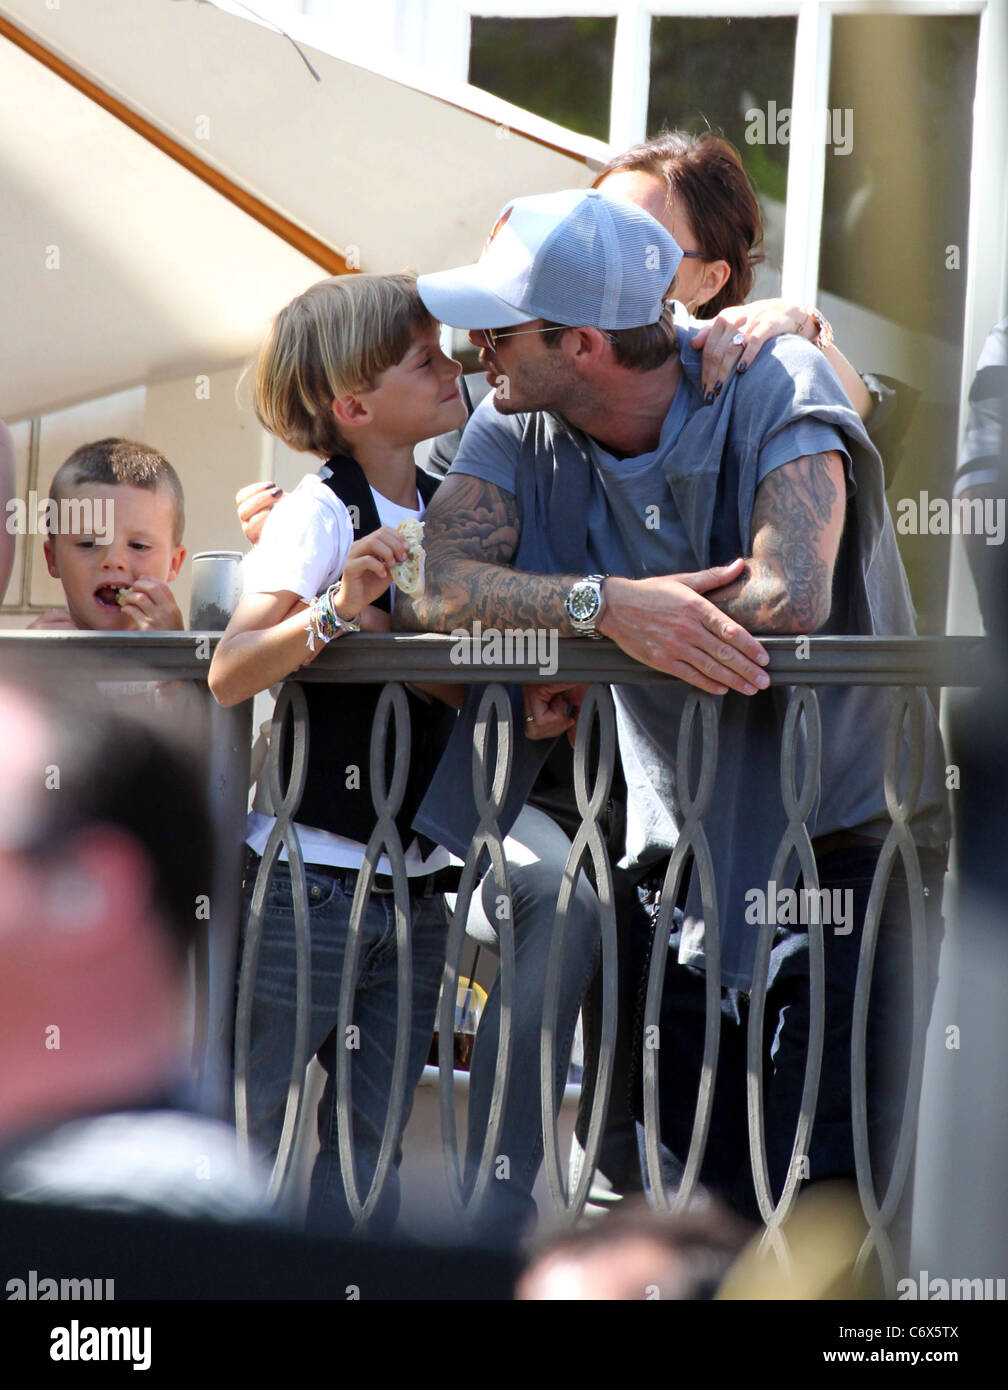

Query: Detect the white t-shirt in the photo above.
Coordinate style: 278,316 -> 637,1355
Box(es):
242,471 -> 451,876
241,473 -> 355,603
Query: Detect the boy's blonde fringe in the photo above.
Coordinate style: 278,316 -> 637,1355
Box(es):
251,274 -> 436,458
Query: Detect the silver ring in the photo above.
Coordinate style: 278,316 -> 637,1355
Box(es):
524,714 -> 536,724
731,331 -> 746,347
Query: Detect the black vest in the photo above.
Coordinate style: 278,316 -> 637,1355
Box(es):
280,455 -> 455,849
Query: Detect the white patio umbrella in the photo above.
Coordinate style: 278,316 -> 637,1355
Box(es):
0,0 -> 603,422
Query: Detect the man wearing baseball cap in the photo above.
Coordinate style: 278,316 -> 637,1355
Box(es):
400,188 -> 949,1235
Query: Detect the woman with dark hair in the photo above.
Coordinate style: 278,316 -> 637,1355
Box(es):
597,131 -> 765,316
594,130 -> 878,420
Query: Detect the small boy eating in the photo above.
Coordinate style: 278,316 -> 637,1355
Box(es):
29,438 -> 186,631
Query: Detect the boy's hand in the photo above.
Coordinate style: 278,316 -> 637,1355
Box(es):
27,608 -> 77,630
333,527 -> 409,619
119,577 -> 186,631
236,482 -> 284,545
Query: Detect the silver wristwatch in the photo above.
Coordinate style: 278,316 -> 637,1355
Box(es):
565,574 -> 608,638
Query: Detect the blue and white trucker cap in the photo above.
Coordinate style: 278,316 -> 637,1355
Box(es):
417,188 -> 683,331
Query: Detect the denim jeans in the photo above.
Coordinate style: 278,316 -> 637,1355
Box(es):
237,858 -> 448,1236
462,805 -> 603,1239
630,844 -> 946,1223
568,868 -> 648,1204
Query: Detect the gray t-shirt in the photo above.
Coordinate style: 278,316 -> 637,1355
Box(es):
420,314 -> 948,986
457,371 -> 846,579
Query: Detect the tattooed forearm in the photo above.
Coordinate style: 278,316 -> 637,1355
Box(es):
401,562 -> 580,632
706,451 -> 845,633
709,564 -> 796,632
394,473 -> 579,632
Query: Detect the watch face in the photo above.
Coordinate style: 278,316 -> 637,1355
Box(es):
569,582 -> 600,623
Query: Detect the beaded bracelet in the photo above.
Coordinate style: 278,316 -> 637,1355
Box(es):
305,581 -> 360,651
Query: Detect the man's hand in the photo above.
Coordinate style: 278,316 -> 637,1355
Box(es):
119,578 -> 186,631
236,481 -> 284,545
599,560 -> 771,696
333,527 -> 409,619
395,477 -> 771,696
523,683 -> 588,743
27,608 -> 76,630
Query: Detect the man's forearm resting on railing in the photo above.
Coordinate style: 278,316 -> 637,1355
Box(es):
394,472 -> 769,696
395,455 -> 844,696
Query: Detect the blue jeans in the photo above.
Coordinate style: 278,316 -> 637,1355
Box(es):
631,844 -> 946,1222
463,805 -> 603,1239
237,857 -> 448,1236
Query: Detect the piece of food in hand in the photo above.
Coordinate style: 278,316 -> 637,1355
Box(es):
390,519 -> 425,596
115,587 -> 130,606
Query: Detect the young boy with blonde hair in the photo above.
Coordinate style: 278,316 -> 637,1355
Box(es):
210,273 -> 465,1234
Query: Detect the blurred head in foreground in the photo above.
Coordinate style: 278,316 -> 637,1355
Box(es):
718,1182 -> 882,1299
516,1198 -> 752,1300
0,658 -> 211,1143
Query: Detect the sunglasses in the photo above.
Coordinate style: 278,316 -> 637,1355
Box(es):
678,249 -> 707,260
479,323 -> 617,350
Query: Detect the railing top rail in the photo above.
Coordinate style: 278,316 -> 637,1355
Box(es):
0,632 -> 987,687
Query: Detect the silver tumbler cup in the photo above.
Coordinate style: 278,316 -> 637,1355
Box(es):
189,550 -> 243,630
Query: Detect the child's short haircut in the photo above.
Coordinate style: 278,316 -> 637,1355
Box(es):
253,273 -> 437,457
50,438 -> 185,544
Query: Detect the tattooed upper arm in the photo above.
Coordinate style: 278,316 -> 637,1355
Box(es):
710,450 -> 846,633
394,472 -> 521,631
751,450 -> 846,630
395,471 -> 579,632
423,472 -> 520,568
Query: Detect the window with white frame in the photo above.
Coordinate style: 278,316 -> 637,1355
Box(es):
457,0 -> 1004,633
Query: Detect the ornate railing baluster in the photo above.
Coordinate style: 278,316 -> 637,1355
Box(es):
234,682 -> 312,1202
6,631 -> 982,1263
335,682 -> 413,1230
540,683 -> 618,1219
642,692 -> 721,1212
851,688 -> 928,1295
437,685 -> 515,1220
194,691 -> 254,1118
747,686 -> 824,1231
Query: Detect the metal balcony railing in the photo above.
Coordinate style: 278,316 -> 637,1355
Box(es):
0,630 -> 986,1288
